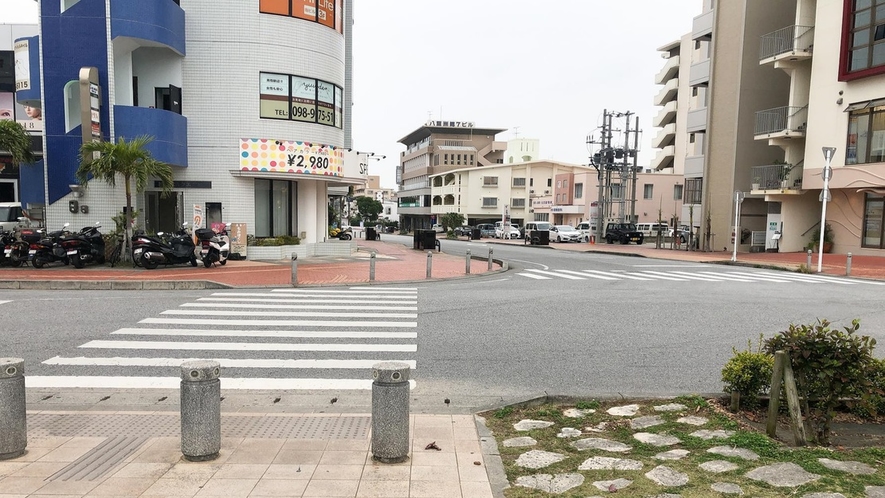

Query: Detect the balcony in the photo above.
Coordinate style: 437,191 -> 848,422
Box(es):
689,59 -> 710,86
114,106 -> 188,167
759,25 -> 814,65
751,162 -> 803,192
686,107 -> 707,133
110,0 -> 186,55
651,146 -> 675,171
684,156 -> 705,176
655,55 -> 680,85
653,101 -> 677,128
754,105 -> 807,139
654,77 -> 679,106
652,123 -> 676,149
692,10 -> 714,40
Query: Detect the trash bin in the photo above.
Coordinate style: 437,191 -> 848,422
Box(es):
471,228 -> 481,240
421,230 -> 436,250
530,230 -> 549,245
366,227 -> 377,241
412,230 -> 422,250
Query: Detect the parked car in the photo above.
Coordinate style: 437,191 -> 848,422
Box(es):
431,223 -> 445,233
636,222 -> 669,239
668,225 -> 692,243
549,225 -> 582,242
495,223 -> 521,239
604,222 -> 644,244
476,223 -> 496,238
575,221 -> 597,242
522,221 -> 554,239
453,225 -> 474,236
0,202 -> 25,233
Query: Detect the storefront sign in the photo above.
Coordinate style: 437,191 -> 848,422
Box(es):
240,138 -> 345,177
13,40 -> 30,91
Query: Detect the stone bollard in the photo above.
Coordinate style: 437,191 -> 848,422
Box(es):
806,249 -> 812,269
426,250 -> 432,279
488,248 -> 493,270
847,252 -> 852,276
465,249 -> 471,274
290,254 -> 298,287
0,358 -> 26,460
371,362 -> 410,463
180,360 -> 221,462
369,251 -> 376,281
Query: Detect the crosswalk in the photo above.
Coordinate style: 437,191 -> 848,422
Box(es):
30,287 -> 419,390
517,268 -> 885,285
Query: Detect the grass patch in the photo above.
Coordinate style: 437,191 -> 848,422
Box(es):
480,397 -> 885,497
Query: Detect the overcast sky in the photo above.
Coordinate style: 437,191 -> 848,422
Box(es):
4,0 -> 700,189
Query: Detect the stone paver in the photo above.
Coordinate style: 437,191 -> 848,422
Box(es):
578,456 -> 643,471
556,427 -> 581,438
515,450 -> 565,469
677,415 -> 708,426
631,415 -> 665,429
607,404 -> 640,416
654,449 -> 690,461
867,486 -> 885,498
654,403 -> 687,412
690,429 -> 735,440
707,446 -> 759,461
585,422 -> 607,433
745,462 -> 820,487
563,408 -> 595,418
803,493 -> 847,498
818,458 -> 876,475
571,438 -> 631,453
648,495 -> 683,498
502,436 -> 537,448
634,432 -> 681,447
513,419 -> 554,431
699,460 -> 739,473
712,482 -> 743,494
514,473 -> 584,494
645,465 -> 689,486
592,478 -> 632,492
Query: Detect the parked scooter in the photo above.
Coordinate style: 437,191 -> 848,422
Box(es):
30,223 -> 72,269
131,222 -> 198,270
196,224 -> 231,268
0,229 -> 24,267
60,222 -> 105,268
329,226 -> 352,240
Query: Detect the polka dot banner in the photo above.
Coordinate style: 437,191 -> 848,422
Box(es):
239,138 -> 344,177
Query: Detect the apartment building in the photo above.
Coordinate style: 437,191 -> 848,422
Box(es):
354,175 -> 396,203
396,121 -> 506,231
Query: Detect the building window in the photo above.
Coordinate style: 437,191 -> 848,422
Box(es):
254,179 -> 296,237
511,198 -> 526,208
846,99 -> 885,164
513,177 -> 526,187
643,184 -> 654,199
863,193 -> 885,247
259,72 -> 343,128
564,179 -> 568,188
674,184 -> 684,201
529,178 -> 534,187
556,180 -> 562,188
684,178 -> 702,204
574,183 -> 583,199
610,184 -> 623,199
547,178 -> 552,187
483,176 -> 498,187
259,0 -> 343,33
841,0 -> 885,80
444,154 -> 448,165
482,197 -> 497,208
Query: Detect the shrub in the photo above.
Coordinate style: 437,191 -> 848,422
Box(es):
764,318 -> 877,445
247,235 -> 301,246
721,336 -> 773,408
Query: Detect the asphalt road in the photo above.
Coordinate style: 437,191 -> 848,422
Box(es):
4,237 -> 885,411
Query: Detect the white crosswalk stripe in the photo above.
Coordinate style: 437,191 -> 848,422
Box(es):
581,270 -> 654,281
523,269 -> 587,280
515,269 -> 882,285
0,300 -> 10,305
33,288 -> 420,391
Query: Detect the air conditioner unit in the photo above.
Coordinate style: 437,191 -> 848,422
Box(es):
529,189 -> 535,193
544,190 -> 550,194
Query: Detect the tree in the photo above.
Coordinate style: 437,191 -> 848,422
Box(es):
77,135 -> 173,261
355,196 -> 382,222
440,212 -> 465,231
0,120 -> 36,166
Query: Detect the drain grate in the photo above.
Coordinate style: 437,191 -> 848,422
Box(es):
29,413 -> 370,440
47,436 -> 147,482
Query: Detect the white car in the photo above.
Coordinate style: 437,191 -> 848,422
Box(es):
495,224 -> 521,239
549,225 -> 582,242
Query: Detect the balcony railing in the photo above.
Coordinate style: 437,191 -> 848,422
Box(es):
751,161 -> 803,190
759,25 -> 814,61
754,105 -> 807,136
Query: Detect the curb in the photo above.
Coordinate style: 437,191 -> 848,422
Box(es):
0,280 -> 232,290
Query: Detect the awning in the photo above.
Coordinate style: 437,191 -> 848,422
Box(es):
844,98 -> 885,112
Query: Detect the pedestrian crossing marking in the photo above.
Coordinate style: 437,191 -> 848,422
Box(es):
160,309 -> 418,319
515,269 -> 882,285
111,327 -> 417,339
523,269 -> 587,280
44,356 -> 417,369
183,302 -> 418,311
80,340 -> 417,353
583,270 -> 653,281
0,300 -> 10,305
140,318 -> 417,327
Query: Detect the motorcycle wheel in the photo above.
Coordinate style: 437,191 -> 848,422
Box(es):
190,253 -> 198,267
10,248 -> 27,266
203,257 -> 212,268
72,251 -> 85,269
32,255 -> 46,269
220,259 -> 227,266
141,252 -> 159,270
341,234 -> 352,240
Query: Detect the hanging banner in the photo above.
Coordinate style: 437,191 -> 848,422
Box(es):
239,139 -> 344,177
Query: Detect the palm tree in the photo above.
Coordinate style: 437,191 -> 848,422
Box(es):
77,135 -> 173,261
0,120 -> 36,166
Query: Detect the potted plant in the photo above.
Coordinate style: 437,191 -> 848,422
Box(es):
775,160 -> 794,188
810,223 -> 834,253
751,177 -> 761,190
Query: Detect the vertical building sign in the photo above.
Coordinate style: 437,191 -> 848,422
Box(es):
89,84 -> 100,141
13,40 -> 30,91
78,67 -> 101,153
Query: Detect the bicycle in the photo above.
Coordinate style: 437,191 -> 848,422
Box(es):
107,234 -> 124,267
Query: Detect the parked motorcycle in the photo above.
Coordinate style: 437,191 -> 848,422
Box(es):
131,222 -> 198,270
30,223 -> 72,269
196,224 -> 231,268
60,222 -> 105,268
329,226 -> 353,240
0,229 -> 25,267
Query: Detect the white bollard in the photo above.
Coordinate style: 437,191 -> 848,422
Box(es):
0,358 -> 26,460
371,362 -> 410,463
180,360 -> 221,461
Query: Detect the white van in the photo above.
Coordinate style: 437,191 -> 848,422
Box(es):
636,222 -> 669,238
522,221 -> 553,239
575,221 -> 597,242
0,202 -> 25,232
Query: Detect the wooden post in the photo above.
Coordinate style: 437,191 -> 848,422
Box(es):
782,356 -> 807,446
766,351 -> 786,437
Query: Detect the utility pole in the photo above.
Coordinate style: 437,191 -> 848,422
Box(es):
588,110 -> 641,238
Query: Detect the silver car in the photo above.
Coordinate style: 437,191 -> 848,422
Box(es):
550,225 -> 582,242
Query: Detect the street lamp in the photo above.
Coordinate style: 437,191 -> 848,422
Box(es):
817,147 -> 836,273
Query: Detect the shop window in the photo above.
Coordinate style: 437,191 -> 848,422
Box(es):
846,99 -> 885,164
863,193 -> 885,248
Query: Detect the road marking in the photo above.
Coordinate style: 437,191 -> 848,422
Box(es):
581,270 -> 653,281
140,318 -> 417,327
632,264 -> 711,268
216,292 -> 418,300
517,273 -> 550,280
80,340 -> 417,352
182,303 -> 418,311
698,271 -> 782,282
111,327 -> 417,339
25,376 -> 416,390
348,286 -> 417,291
664,271 -> 729,282
557,270 -> 618,280
524,269 -> 586,280
631,272 -> 688,281
161,310 -> 417,318
0,300 -> 10,305
199,297 -> 417,304
725,271 -> 816,283
271,289 -> 417,295
510,259 -> 549,270
44,356 -> 417,369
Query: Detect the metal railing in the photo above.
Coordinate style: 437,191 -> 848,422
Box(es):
751,161 -> 803,190
760,25 -> 814,61
754,105 -> 808,136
